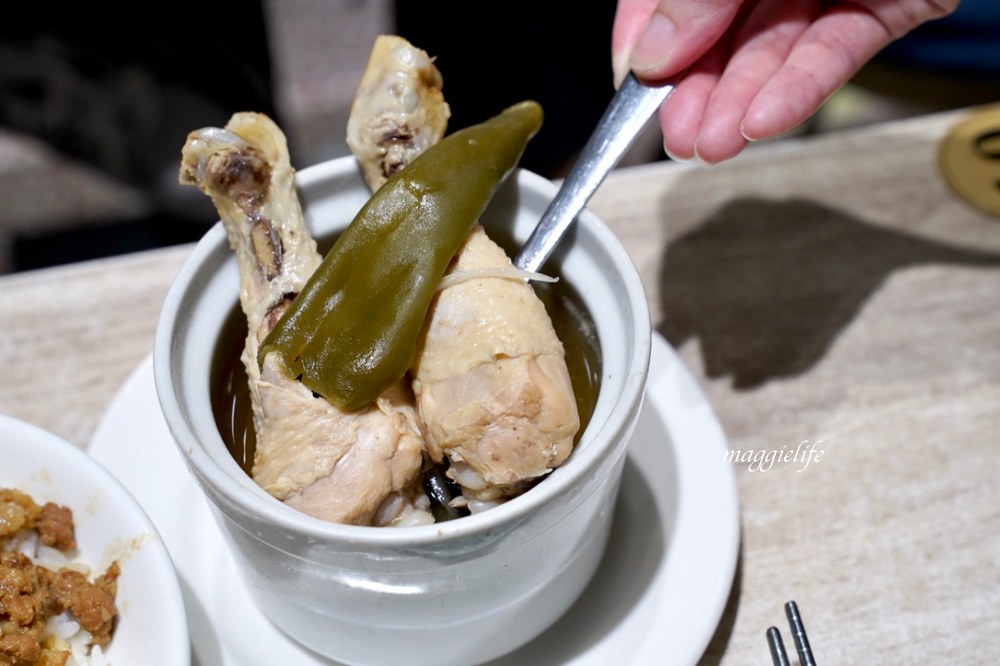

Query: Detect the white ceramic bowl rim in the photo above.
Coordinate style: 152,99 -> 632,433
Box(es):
154,158 -> 651,547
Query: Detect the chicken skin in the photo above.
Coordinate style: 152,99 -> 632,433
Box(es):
411,226 -> 580,500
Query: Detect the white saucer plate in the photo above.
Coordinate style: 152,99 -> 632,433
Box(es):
89,333 -> 739,665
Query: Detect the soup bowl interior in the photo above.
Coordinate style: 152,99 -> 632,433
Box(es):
153,157 -> 651,666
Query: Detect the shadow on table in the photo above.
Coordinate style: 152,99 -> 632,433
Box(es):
657,197 -> 1000,389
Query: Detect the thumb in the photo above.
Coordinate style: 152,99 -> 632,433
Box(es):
614,0 -> 743,84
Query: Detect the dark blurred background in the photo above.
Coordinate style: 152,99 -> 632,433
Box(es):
0,0 -> 997,274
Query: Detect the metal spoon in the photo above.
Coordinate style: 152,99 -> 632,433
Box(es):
515,72 -> 676,272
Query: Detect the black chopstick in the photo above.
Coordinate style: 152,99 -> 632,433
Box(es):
767,626 -> 791,666
786,601 -> 816,666
766,600 -> 816,666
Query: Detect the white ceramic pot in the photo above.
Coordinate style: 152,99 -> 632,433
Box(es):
154,157 -> 651,666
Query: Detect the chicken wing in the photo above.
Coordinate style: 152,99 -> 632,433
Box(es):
180,112 -> 427,526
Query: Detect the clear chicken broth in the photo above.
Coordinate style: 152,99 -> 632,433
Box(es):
210,278 -> 603,477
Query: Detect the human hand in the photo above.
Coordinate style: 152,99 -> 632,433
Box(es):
612,0 -> 959,164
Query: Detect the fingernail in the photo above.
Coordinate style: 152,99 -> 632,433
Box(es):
739,121 -> 759,142
692,138 -> 718,166
630,13 -> 677,74
612,50 -> 629,89
664,145 -> 693,163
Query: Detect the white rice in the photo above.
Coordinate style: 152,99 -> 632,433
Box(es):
3,529 -> 111,665
43,610 -> 109,666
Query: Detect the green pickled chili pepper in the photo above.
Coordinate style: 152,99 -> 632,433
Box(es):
259,100 -> 543,411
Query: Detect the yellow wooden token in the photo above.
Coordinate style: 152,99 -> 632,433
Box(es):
938,106 -> 1000,217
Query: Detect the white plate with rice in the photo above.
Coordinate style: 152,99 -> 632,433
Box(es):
0,414 -> 189,666
89,332 -> 739,665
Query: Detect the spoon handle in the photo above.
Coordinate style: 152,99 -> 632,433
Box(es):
515,72 -> 675,272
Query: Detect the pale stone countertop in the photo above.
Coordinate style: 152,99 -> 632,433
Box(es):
2,106 -> 998,664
